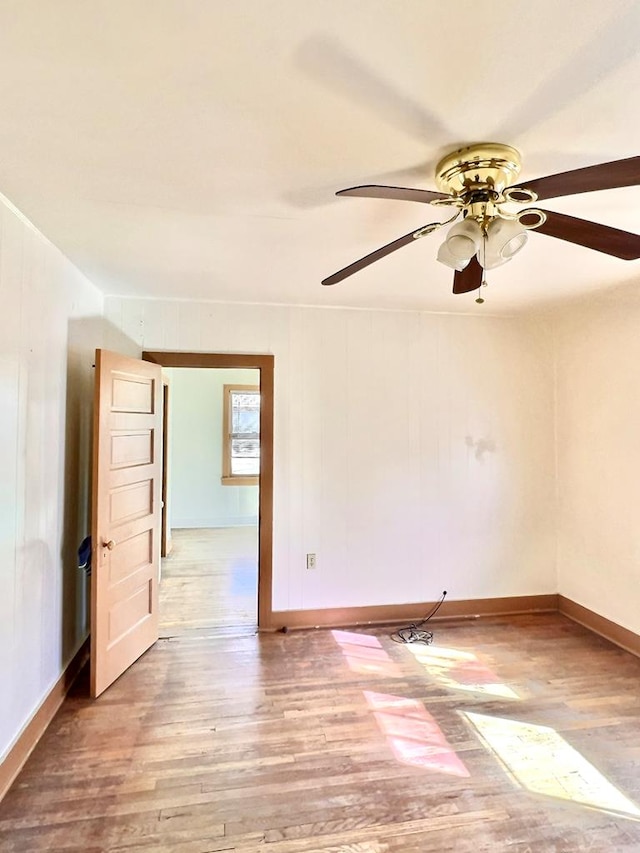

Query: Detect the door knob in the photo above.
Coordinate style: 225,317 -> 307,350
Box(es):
104,539 -> 116,551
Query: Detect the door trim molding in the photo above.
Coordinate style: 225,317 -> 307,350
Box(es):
142,351 -> 274,630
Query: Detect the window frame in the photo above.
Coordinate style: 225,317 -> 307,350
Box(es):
221,383 -> 260,486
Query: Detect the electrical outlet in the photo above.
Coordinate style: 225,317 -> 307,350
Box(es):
306,553 -> 317,570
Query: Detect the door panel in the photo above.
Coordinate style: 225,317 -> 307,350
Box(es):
111,431 -> 154,467
91,349 -> 163,698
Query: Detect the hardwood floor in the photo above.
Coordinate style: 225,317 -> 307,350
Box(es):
159,527 -> 258,637
2,614 -> 640,851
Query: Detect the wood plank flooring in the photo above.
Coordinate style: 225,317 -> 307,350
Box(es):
159,527 -> 258,637
2,614 -> 640,851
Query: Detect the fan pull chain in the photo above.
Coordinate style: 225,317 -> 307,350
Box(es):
476,232 -> 488,304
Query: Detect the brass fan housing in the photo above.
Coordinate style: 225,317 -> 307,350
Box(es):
435,142 -> 522,197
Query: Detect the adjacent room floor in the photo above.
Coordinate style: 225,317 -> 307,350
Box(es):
1,612 -> 640,851
159,526 -> 258,638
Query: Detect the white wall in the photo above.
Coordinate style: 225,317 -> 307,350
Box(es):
0,195 -> 104,762
105,297 -> 557,612
165,367 -> 259,527
554,288 -> 640,636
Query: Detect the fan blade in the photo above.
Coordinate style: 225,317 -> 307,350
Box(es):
515,156 -> 640,201
452,256 -> 483,294
322,227 -> 424,286
523,210 -> 640,259
337,185 -> 448,204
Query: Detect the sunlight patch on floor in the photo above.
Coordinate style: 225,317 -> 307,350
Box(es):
407,644 -> 520,700
365,690 -> 470,777
332,630 -> 401,677
464,711 -> 640,821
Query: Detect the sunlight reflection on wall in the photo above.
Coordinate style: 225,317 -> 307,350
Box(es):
331,630 -> 401,677
464,711 -> 640,821
365,691 -> 469,777
406,644 -> 519,700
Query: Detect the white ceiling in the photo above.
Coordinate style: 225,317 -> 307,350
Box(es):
1,0 -> 639,315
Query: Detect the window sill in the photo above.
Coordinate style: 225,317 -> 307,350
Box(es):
221,476 -> 259,486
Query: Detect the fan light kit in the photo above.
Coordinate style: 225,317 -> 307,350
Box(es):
322,143 -> 640,302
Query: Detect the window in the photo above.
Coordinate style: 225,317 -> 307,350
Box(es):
222,384 -> 260,485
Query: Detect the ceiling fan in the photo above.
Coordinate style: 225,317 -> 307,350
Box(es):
322,143 -> 640,300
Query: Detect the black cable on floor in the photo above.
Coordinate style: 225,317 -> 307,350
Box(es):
390,590 -> 447,645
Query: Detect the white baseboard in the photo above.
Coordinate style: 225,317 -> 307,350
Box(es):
172,516 -> 258,528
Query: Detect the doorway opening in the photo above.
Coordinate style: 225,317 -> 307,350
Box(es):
143,351 -> 274,633
159,367 -> 259,637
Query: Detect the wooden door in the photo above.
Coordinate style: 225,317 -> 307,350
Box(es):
90,349 -> 163,698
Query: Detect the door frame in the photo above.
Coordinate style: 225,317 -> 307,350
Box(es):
160,373 -> 172,558
142,351 -> 275,630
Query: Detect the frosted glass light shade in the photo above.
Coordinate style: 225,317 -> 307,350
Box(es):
437,242 -> 471,271
486,218 -> 528,260
445,219 -> 483,261
483,250 -> 512,270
